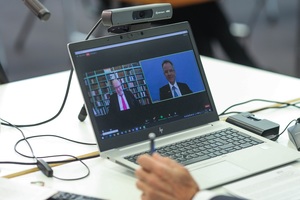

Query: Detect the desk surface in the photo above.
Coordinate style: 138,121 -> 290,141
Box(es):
1,56 -> 300,199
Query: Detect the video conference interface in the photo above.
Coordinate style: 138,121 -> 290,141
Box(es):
74,30 -> 213,140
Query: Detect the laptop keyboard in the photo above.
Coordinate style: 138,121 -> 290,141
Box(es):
125,128 -> 264,166
49,191 -> 104,200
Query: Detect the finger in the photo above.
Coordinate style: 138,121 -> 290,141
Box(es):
136,180 -> 151,200
135,167 -> 148,182
141,193 -> 146,200
151,154 -> 185,181
153,153 -> 183,168
137,179 -> 173,200
137,154 -> 160,172
137,153 -> 174,172
136,176 -> 169,194
137,153 -> 181,183
135,167 -> 173,194
136,178 -> 148,192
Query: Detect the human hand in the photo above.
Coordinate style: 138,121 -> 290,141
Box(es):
135,153 -> 200,200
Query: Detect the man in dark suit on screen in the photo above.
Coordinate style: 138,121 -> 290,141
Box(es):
107,79 -> 141,130
108,79 -> 140,114
159,60 -> 192,100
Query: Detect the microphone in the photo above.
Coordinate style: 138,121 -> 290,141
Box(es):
23,0 -> 51,21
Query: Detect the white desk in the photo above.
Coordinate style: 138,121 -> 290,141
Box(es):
1,56 -> 300,199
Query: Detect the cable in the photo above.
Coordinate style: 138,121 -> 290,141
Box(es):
0,117 -> 49,176
51,154 -> 91,181
219,98 -> 300,116
293,101 -> 300,109
85,18 -> 103,40
0,154 -> 99,165
269,119 -> 297,141
1,118 -> 37,158
1,68 -> 73,128
0,117 -> 95,180
1,18 -> 103,128
78,18 -> 104,122
14,134 -> 96,159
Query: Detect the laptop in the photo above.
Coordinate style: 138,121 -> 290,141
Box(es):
67,21 -> 300,189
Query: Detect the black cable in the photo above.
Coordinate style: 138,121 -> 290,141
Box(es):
0,118 -> 37,158
1,18 -> 103,128
0,117 -> 96,180
14,134 -> 96,159
85,18 -> 103,40
77,18 -> 104,122
51,154 -> 91,181
269,119 -> 297,141
0,154 -> 99,165
17,134 -> 97,146
1,68 -> 73,128
292,101 -> 300,109
218,99 -> 299,116
0,161 -> 36,165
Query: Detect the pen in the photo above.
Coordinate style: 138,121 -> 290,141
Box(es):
148,133 -> 156,155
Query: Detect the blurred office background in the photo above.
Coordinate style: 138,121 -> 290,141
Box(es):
0,0 -> 299,82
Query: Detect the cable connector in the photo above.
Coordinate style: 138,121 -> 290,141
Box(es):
37,159 -> 53,177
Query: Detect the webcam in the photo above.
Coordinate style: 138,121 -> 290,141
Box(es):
101,3 -> 173,27
78,3 -> 173,121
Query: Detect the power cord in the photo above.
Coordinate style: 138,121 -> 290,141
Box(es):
0,153 -> 99,166
14,134 -> 96,159
0,117 -> 97,180
0,17 -> 103,128
269,119 -> 297,141
0,68 -> 73,128
219,98 -> 300,116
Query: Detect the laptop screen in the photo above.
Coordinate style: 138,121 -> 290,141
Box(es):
68,22 -> 219,151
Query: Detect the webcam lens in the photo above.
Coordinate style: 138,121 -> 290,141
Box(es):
139,11 -> 145,18
133,9 -> 153,20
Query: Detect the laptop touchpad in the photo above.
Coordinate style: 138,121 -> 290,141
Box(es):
190,161 -> 247,187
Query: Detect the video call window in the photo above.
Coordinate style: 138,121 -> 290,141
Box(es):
84,50 -> 206,119
141,50 -> 205,103
84,62 -> 151,117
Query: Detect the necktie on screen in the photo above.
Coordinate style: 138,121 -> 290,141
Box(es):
172,86 -> 178,97
121,95 -> 127,110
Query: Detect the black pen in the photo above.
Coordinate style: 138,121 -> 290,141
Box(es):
148,133 -> 156,155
